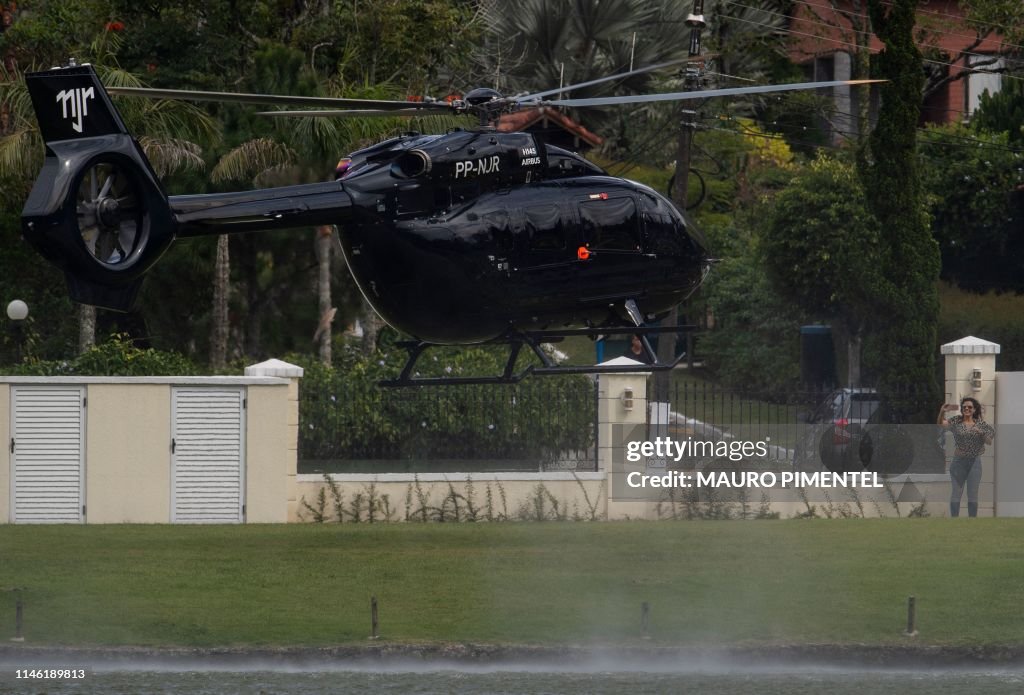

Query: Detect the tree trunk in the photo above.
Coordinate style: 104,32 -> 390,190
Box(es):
239,237 -> 264,360
361,297 -> 383,355
77,303 -> 95,354
210,235 -> 230,371
316,225 -> 333,365
847,330 -> 862,387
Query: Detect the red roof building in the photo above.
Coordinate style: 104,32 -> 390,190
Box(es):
786,0 -> 1008,140
496,107 -> 604,152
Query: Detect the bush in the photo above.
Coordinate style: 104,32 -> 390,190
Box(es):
293,343 -> 597,464
8,333 -> 203,376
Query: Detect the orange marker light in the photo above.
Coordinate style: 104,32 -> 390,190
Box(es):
577,246 -> 590,260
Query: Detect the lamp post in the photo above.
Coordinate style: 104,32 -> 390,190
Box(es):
6,300 -> 28,363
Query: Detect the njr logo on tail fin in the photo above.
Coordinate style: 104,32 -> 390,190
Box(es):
55,87 -> 94,133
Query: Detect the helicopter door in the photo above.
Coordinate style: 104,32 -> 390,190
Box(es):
576,195 -> 646,306
511,201 -> 579,313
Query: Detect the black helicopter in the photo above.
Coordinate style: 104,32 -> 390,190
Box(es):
20,60 -> 875,384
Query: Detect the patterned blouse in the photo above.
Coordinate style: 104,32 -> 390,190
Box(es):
947,415 -> 995,459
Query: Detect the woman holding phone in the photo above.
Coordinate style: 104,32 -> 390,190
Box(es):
938,397 -> 995,517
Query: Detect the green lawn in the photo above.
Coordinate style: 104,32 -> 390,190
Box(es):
1,520 -> 1021,648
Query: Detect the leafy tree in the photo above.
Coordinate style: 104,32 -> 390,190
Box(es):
971,75 -> 1024,143
761,156 -> 883,386
699,223 -> 803,394
919,124 -> 1024,294
860,0 -> 940,407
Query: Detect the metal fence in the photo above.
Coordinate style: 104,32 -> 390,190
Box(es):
663,381 -> 944,474
298,377 -> 599,474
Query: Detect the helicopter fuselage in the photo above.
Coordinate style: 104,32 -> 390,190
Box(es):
20,65 -> 709,344
168,129 -> 709,344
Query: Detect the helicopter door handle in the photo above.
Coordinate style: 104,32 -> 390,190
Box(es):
263,208 -> 303,219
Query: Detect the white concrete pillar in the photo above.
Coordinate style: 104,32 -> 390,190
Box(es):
597,358 -> 658,519
597,360 -> 649,472
940,336 -> 999,516
245,358 -> 304,521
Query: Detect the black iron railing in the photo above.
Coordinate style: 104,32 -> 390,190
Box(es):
299,377 -> 599,474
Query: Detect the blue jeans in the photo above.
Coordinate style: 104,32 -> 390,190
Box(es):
950,456 -> 981,517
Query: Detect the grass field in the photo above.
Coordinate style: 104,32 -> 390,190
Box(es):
1,520 -> 1022,648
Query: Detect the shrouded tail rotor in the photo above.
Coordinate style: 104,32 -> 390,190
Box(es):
76,160 -> 147,267
21,65 -> 176,311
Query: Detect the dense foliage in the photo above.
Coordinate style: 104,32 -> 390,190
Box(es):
295,343 -> 597,465
971,78 -> 1024,143
760,156 -> 881,385
698,222 -> 802,394
8,333 -> 202,376
919,124 -> 1024,294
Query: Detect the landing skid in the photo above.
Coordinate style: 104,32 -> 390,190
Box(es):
379,326 -> 695,387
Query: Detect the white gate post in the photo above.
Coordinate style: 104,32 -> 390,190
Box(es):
244,359 -> 304,522
598,358 -> 652,519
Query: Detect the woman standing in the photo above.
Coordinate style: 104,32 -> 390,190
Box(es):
938,397 -> 995,517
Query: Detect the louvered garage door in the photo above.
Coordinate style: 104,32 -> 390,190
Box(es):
11,386 -> 85,523
172,388 -> 245,523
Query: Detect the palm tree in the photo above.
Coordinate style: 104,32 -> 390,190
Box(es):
476,0 -> 792,157
208,137 -> 297,368
477,0 -> 690,110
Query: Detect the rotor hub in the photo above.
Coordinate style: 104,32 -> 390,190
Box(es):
464,87 -> 503,106
97,196 -> 120,228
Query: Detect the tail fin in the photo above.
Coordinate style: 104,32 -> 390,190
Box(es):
27,63 -> 130,141
21,64 -> 175,311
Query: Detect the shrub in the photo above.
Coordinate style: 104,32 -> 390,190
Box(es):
9,333 -> 202,376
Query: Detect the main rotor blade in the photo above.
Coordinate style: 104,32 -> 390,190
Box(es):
107,86 -> 452,112
520,56 -> 717,102
257,108 -> 442,118
545,79 -> 884,107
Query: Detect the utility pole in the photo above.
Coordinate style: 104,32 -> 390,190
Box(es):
652,0 -> 707,431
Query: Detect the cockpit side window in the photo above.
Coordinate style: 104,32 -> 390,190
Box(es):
544,145 -> 607,178
580,197 -> 640,251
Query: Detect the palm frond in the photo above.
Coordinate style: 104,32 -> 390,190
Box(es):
0,129 -> 44,179
211,138 -> 298,184
137,137 -> 206,178
0,72 -> 41,130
